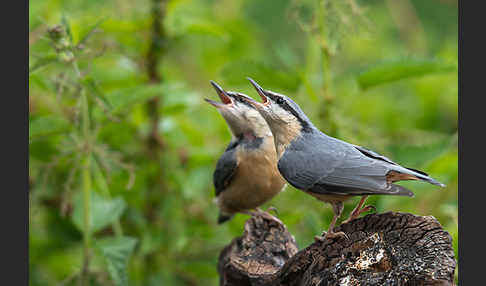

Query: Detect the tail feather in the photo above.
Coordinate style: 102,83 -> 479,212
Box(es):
405,167 -> 429,177
409,171 -> 446,187
396,166 -> 446,188
388,183 -> 415,197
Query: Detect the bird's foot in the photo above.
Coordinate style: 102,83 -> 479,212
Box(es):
343,205 -> 376,224
259,211 -> 284,226
266,206 -> 279,217
251,208 -> 284,226
314,230 -> 348,242
325,231 -> 348,240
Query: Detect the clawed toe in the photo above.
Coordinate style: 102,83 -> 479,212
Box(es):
257,210 -> 284,225
343,204 -> 376,224
314,230 -> 348,242
361,205 -> 376,213
325,231 -> 348,240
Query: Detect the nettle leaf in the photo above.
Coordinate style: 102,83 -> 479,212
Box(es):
357,59 -> 457,90
96,236 -> 138,286
107,84 -> 168,113
29,115 -> 70,139
220,59 -> 300,92
61,14 -> 73,44
387,137 -> 452,169
29,54 -> 59,75
72,191 -> 126,234
182,21 -> 227,38
81,76 -> 112,109
77,17 -> 107,47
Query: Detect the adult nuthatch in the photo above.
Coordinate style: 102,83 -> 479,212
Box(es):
205,81 -> 287,224
243,78 -> 445,240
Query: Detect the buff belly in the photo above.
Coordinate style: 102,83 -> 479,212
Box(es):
217,148 -> 286,214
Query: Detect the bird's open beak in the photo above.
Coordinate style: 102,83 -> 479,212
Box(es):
247,78 -> 270,107
204,98 -> 226,108
205,80 -> 233,109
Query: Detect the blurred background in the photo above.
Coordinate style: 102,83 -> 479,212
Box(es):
29,0 -> 458,285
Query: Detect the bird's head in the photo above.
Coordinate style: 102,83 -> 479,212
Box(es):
243,78 -> 313,133
205,81 -> 271,139
240,78 -> 314,156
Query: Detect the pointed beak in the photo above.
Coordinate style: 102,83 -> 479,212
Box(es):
247,78 -> 270,107
204,98 -> 226,108
209,80 -> 232,106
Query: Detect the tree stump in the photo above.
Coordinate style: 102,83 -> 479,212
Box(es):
218,212 -> 456,286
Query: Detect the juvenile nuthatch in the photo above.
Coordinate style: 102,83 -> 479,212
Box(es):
242,78 -> 445,240
205,81 -> 287,224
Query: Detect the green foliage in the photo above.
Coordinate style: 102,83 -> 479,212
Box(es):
357,58 -> 457,90
29,54 -> 59,74
29,115 -> 71,139
72,191 -> 127,234
96,236 -> 138,286
29,0 -> 458,285
106,84 -> 167,113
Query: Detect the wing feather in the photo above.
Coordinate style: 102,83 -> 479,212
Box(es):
278,133 -> 410,196
213,146 -> 239,197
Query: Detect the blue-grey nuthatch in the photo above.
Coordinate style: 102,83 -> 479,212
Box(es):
205,81 -> 287,224
242,78 -> 445,240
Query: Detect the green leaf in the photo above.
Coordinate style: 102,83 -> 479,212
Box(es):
29,115 -> 70,139
387,137 -> 452,169
357,58 -> 457,90
220,59 -> 300,92
96,236 -> 137,286
106,84 -> 168,113
81,76 -> 113,109
29,54 -> 58,75
77,17 -> 107,47
182,21 -> 227,37
61,14 -> 73,44
72,191 -> 126,234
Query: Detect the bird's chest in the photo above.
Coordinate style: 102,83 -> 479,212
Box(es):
236,147 -> 284,187
220,148 -> 285,211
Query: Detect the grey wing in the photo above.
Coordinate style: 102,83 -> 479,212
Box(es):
278,136 -> 342,190
213,147 -> 239,197
278,134 -> 414,197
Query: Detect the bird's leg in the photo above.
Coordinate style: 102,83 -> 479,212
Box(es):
315,201 -> 348,242
342,195 -> 376,224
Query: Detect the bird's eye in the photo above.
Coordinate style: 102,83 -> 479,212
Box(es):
276,97 -> 285,105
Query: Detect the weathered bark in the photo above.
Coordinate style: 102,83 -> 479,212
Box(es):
218,212 -> 456,286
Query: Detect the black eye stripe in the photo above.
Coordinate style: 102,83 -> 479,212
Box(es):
267,92 -> 312,132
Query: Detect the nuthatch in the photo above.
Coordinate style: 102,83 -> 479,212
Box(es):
243,78 -> 445,240
205,81 -> 287,224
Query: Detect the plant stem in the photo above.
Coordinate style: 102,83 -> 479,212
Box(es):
144,0 -> 167,222
317,0 -> 338,136
143,0 -> 168,282
146,0 -> 167,152
80,90 -> 92,286
93,158 -> 123,236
